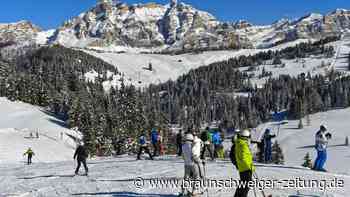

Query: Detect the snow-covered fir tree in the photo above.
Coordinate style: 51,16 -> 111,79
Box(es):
272,141 -> 284,165
302,152 -> 312,168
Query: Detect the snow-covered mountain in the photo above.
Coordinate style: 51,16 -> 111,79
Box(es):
0,20 -> 40,45
0,1 -> 349,52
48,0 -> 350,51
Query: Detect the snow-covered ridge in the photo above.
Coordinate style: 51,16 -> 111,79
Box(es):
1,2 -> 349,52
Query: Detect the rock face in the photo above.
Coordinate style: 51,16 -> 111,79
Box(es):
2,1 -> 350,52
51,0 -> 251,51
0,21 -> 41,45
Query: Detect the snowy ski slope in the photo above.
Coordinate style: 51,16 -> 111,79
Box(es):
82,39 -> 314,88
0,103 -> 349,196
0,98 -> 79,164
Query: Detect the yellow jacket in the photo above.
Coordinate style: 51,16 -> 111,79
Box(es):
235,137 -> 255,173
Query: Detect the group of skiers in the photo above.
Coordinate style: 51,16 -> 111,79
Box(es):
20,123 -> 332,196
176,127 -> 224,161
177,127 -> 255,197
137,128 -> 164,160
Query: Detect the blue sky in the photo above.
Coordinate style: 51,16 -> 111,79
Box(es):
0,0 -> 349,30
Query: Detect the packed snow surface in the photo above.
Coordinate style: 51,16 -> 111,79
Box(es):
0,103 -> 350,196
0,98 -> 79,164
0,155 -> 349,197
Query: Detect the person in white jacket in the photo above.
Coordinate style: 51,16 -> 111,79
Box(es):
181,130 -> 203,196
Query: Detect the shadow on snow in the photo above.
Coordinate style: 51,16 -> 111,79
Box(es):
72,191 -> 178,197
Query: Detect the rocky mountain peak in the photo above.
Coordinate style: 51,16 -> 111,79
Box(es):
43,2 -> 350,51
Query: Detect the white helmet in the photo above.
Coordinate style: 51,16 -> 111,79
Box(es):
240,129 -> 251,138
185,133 -> 194,141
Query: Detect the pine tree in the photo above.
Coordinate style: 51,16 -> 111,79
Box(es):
302,152 -> 312,168
272,141 -> 284,165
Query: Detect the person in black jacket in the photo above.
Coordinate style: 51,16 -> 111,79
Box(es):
74,142 -> 89,175
176,130 -> 183,156
200,127 -> 214,160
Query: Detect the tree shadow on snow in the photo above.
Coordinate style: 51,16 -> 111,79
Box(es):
72,191 -> 178,197
94,177 -> 180,183
88,159 -> 138,165
47,118 -> 69,128
18,174 -> 75,180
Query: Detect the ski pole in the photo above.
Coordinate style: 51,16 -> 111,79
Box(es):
253,172 -> 266,197
202,161 -> 209,197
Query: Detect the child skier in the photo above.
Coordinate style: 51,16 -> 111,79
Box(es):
23,148 -> 35,165
234,129 -> 255,197
200,127 -> 214,160
313,125 -> 331,171
137,133 -> 153,160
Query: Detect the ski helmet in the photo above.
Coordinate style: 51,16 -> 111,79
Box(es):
240,129 -> 251,138
320,125 -> 327,131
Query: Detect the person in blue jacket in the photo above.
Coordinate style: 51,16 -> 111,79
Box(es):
212,129 -> 222,159
137,133 -> 153,160
151,128 -> 160,156
263,128 -> 276,163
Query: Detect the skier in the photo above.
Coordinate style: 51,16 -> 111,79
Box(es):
192,131 -> 204,194
263,128 -> 276,163
176,129 -> 183,156
23,148 -> 35,165
313,125 -> 331,171
234,129 -> 255,197
137,133 -> 153,160
200,127 -> 214,160
180,130 -> 203,197
73,142 -> 89,175
151,128 -> 159,156
212,129 -> 222,159
158,130 -> 164,155
36,131 -> 39,139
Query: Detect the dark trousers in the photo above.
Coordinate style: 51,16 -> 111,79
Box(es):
75,159 -> 88,174
137,146 -> 153,160
200,144 -> 213,160
177,143 -> 182,156
234,170 -> 252,197
27,155 -> 32,165
152,143 -> 160,156
214,144 -> 221,158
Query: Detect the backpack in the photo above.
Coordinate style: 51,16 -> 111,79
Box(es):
139,136 -> 146,145
151,131 -> 158,144
212,132 -> 221,145
229,143 -> 237,167
200,131 -> 208,142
